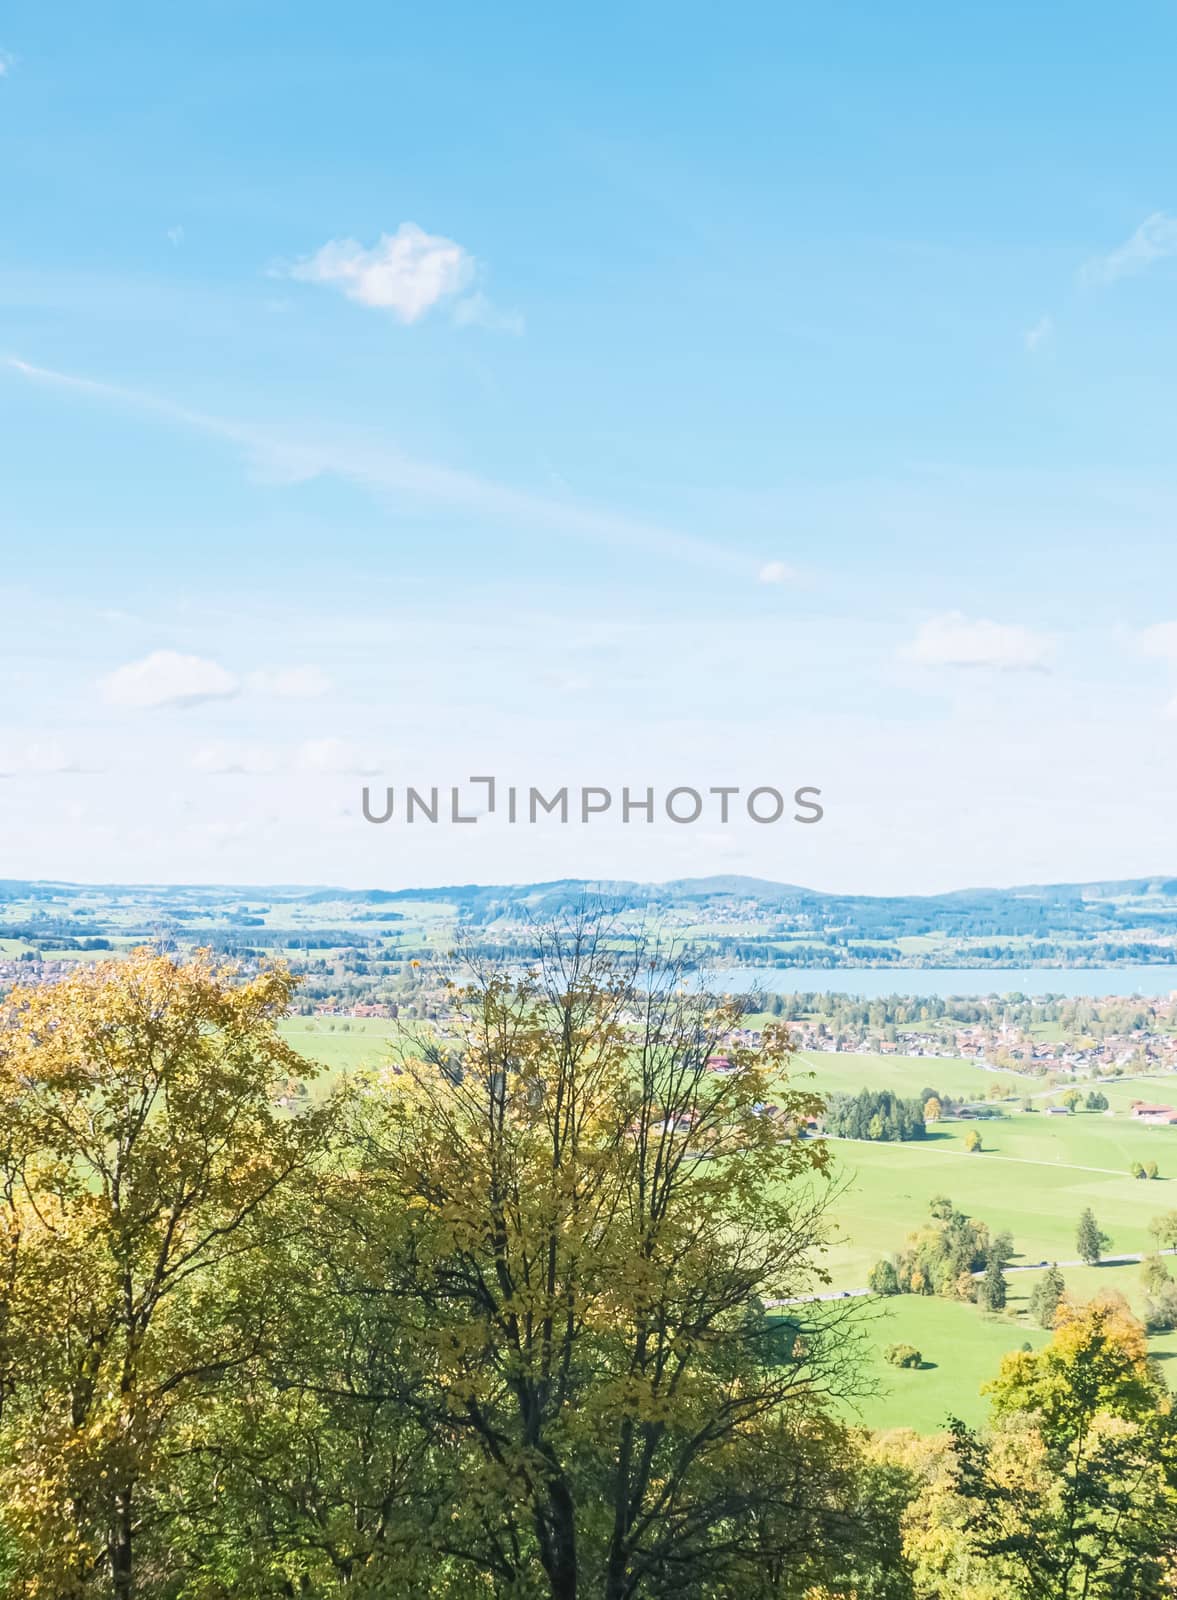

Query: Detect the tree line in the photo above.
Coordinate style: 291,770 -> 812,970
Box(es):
823,1088 -> 928,1142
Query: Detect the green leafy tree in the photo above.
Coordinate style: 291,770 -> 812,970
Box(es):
979,1255 -> 1007,1313
1149,1210 -> 1177,1250
963,1127 -> 983,1153
1028,1265 -> 1065,1330
1141,1253 -> 1171,1295
951,1295 -> 1177,1599
990,1230 -> 1016,1268
1144,1280 -> 1177,1334
868,1258 -> 901,1296
1076,1207 -> 1109,1266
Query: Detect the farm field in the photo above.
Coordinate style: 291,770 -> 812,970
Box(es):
792,1049 -> 1177,1429
820,1109 -> 1175,1287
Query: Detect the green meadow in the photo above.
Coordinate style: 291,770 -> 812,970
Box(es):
279,1017 -> 401,1091
779,1048 -> 1177,1430
800,1054 -> 1177,1288
280,1027 -> 1177,1431
842,1295 -> 1052,1434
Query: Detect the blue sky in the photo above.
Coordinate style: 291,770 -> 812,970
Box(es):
3,2 -> 1177,892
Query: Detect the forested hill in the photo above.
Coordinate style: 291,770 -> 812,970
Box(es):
360,873 -> 1177,937
4,873 -> 1177,943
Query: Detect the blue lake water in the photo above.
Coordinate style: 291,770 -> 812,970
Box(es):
708,966 -> 1177,1000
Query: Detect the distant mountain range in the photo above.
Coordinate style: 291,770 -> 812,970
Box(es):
6,874 -> 1177,943
301,874 -> 1177,939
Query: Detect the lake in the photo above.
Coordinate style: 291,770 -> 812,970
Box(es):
706,966 -> 1177,1000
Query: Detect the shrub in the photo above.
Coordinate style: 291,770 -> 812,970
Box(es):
884,1342 -> 922,1369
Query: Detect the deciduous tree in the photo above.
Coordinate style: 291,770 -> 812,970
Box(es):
0,951 -> 334,1598
341,922 -> 865,1600
951,1296 -> 1177,1598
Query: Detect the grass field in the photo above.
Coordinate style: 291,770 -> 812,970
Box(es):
278,1028 -> 1177,1431
842,1295 -> 1052,1433
793,1048 -> 1000,1101
784,1049 -> 1177,1429
279,1018 -> 400,1090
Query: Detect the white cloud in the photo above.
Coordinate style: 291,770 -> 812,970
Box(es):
1024,315 -> 1053,352
190,742 -> 277,775
0,52 -> 13,79
100,650 -> 240,709
452,291 -> 525,336
1082,212 -> 1177,286
0,740 -> 81,776
901,612 -> 1053,672
297,738 -> 380,776
248,664 -> 332,698
289,223 -> 476,323
757,560 -> 797,585
1138,622 -> 1177,661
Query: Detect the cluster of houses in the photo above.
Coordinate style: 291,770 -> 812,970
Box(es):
1129,1100 -> 1177,1126
784,1010 -> 1177,1081
310,1000 -> 398,1019
0,956 -> 83,993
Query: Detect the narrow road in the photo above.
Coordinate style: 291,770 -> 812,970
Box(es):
995,1244 -> 1177,1276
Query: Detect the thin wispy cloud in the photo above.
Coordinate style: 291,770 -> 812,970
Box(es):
1081,212 -> 1177,287
191,738 -> 378,777
1024,315 -> 1053,352
0,51 -> 13,79
190,741 -> 278,775
452,290 -> 525,336
900,612 -> 1053,671
757,560 -> 796,585
1138,624 -> 1177,719
1138,621 -> 1177,661
297,738 -> 381,776
248,665 -> 332,698
5,356 -> 750,578
0,740 -> 82,776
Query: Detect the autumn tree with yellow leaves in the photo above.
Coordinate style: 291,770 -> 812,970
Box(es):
0,950 -> 335,1599
948,1294 -> 1177,1599
327,919 -> 874,1600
